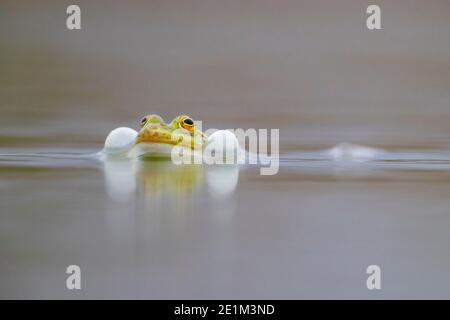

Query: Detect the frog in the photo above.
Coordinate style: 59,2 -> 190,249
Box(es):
103,114 -> 240,162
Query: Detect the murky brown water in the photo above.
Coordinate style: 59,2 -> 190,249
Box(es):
1,1 -> 450,299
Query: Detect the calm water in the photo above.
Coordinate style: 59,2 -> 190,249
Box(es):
1,144 -> 450,299
1,1 -> 450,299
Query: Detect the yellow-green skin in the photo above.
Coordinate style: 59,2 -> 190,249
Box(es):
136,114 -> 206,149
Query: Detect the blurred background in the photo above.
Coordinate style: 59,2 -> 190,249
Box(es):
1,0 -> 450,299
1,0 -> 450,148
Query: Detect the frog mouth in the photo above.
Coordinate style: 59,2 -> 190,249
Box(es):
136,126 -> 202,150
136,126 -> 180,145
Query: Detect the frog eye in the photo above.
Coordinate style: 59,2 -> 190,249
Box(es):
181,117 -> 195,132
183,118 -> 194,125
140,116 -> 148,128
140,114 -> 164,128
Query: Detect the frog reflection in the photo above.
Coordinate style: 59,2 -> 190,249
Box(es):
136,161 -> 202,195
102,158 -> 239,202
